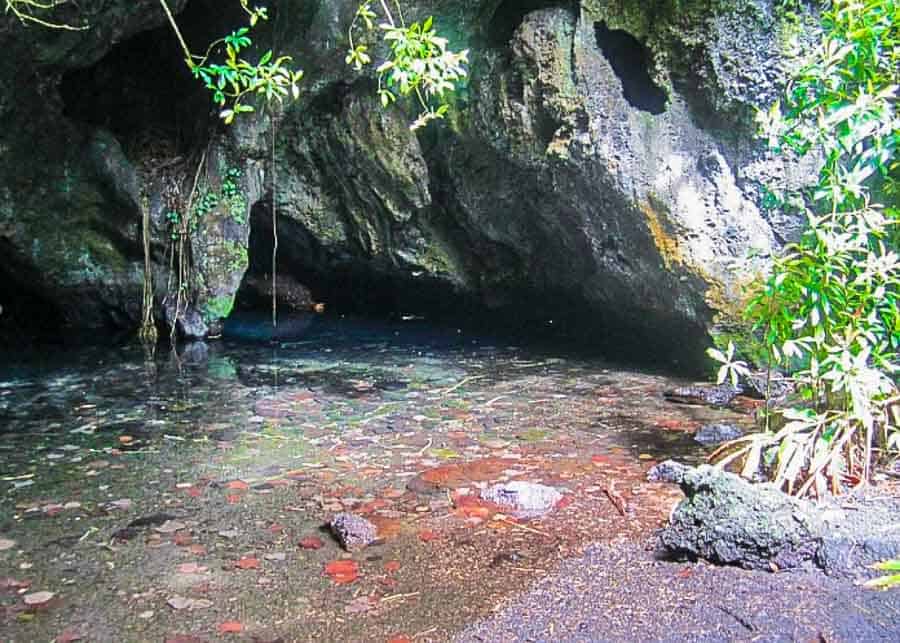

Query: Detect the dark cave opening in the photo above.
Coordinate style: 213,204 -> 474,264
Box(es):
236,202 -> 453,320
486,0 -> 576,48
594,22 -> 668,115
229,205 -> 708,371
59,0 -> 248,153
0,240 -> 66,343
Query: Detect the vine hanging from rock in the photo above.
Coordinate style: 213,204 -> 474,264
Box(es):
8,0 -> 469,341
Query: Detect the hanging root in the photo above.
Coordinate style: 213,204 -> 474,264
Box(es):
271,111 -> 279,329
138,198 -> 158,344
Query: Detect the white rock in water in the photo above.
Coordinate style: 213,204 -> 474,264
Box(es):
24,591 -> 55,606
481,481 -> 562,518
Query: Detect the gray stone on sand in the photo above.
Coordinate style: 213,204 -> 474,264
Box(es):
660,465 -> 823,571
660,465 -> 900,579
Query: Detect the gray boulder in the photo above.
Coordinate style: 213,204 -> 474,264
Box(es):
329,512 -> 377,552
660,465 -> 824,571
163,302 -> 209,340
481,481 -> 563,519
660,465 -> 900,579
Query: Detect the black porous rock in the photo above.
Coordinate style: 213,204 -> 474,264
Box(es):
694,423 -> 743,446
663,384 -> 742,407
660,465 -> 824,571
660,465 -> 900,579
646,460 -> 690,484
329,512 -> 377,552
740,370 -> 795,402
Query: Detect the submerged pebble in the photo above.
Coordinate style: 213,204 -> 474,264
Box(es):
329,512 -> 377,551
481,481 -> 562,518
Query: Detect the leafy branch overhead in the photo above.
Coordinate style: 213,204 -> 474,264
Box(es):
157,0 -> 303,124
4,0 -> 87,30
348,1 -> 469,130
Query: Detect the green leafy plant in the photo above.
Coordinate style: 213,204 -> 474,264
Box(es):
157,0 -> 303,123
348,1 -> 469,129
865,558 -> 900,589
707,341 -> 752,387
711,0 -> 900,496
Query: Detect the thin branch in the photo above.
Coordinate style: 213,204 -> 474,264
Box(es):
156,0 -> 194,67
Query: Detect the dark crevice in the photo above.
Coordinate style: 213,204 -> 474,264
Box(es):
594,22 -> 668,115
307,80 -> 356,117
486,0 -> 576,48
0,239 -> 67,341
58,0 -> 248,154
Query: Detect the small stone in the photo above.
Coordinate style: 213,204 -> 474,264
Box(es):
647,460 -> 690,484
480,481 -> 562,518
167,595 -> 212,611
0,538 -> 16,551
106,498 -> 132,511
23,591 -> 55,606
694,423 -> 744,446
329,513 -> 377,552
154,520 -> 187,534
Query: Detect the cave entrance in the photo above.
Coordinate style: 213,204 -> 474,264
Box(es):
594,22 -> 667,114
0,239 -> 66,343
486,0 -> 576,48
59,0 -> 248,155
235,202 -> 409,320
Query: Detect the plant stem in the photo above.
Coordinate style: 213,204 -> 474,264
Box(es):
157,0 -> 194,66
378,0 -> 395,27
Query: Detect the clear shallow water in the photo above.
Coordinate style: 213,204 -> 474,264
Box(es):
0,315 -> 751,641
0,314 -> 734,482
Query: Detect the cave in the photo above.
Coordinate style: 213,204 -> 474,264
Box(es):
235,202 -> 473,322
594,22 -> 668,114
486,0 -> 576,48
0,240 -> 66,344
59,0 -> 249,154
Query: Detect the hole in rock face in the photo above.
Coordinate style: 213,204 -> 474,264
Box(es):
0,240 -> 66,342
594,22 -> 667,114
486,0 -> 576,48
236,203 -> 436,319
59,0 -> 247,153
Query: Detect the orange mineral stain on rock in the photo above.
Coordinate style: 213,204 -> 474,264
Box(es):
640,200 -> 683,269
